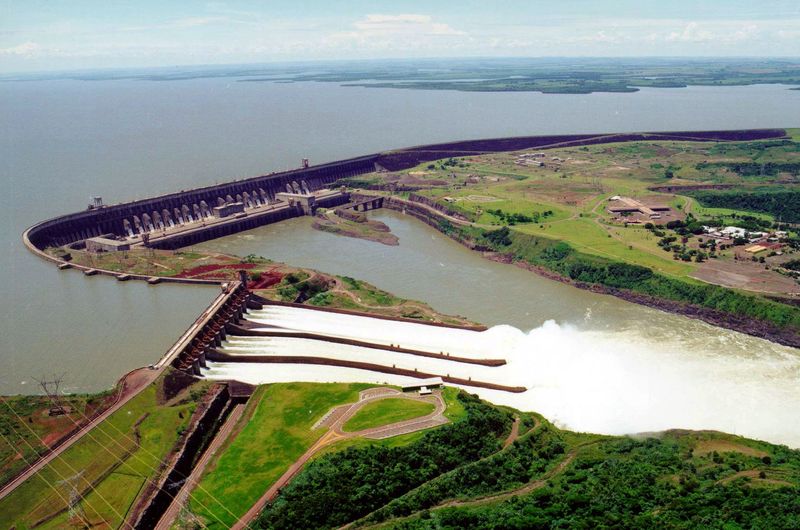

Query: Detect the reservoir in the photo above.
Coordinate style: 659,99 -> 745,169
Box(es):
2,78 -> 799,401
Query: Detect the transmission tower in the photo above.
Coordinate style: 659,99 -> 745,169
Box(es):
35,373 -> 68,416
57,470 -> 90,528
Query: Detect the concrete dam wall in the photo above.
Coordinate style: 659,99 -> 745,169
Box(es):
24,154 -> 379,252
23,128 -> 786,256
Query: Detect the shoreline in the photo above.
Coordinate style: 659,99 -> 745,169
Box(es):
378,196 -> 800,349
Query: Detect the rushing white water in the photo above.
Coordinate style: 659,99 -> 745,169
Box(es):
204,307 -> 800,447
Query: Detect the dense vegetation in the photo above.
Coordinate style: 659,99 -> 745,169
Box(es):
252,390 -> 800,530
687,189 -> 800,224
360,423 -> 570,526
472,226 -> 800,332
695,161 -> 800,178
255,392 -> 512,529
389,434 -> 800,529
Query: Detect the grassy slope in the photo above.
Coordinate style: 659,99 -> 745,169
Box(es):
0,392 -> 114,487
343,399 -> 436,433
189,382 -> 371,528
0,379 -> 200,529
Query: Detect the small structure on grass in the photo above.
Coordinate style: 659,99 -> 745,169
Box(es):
402,377 -> 443,394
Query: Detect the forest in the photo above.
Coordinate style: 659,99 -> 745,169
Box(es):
687,189 -> 800,224
255,393 -> 513,529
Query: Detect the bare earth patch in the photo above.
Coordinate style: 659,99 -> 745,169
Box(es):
692,259 -> 800,295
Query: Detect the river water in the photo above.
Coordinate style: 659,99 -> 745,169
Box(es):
1,77 -> 799,405
197,211 -> 800,446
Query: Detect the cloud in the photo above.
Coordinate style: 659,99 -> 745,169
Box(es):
667,22 -> 714,42
348,14 -> 465,37
173,16 -> 228,28
121,16 -> 231,33
0,42 -> 41,56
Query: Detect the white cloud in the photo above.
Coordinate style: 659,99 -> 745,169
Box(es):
667,22 -> 714,42
0,42 -> 41,56
347,14 -> 465,37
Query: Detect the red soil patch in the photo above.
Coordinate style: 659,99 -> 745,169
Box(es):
175,263 -> 257,279
248,271 -> 283,290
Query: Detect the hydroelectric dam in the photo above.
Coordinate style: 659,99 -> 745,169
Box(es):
21,128 -> 788,393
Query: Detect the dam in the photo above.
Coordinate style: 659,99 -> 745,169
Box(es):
20,128 -> 800,447
23,128 -> 783,259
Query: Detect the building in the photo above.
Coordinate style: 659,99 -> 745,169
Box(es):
402,377 -> 444,393
212,202 -> 245,218
607,196 -> 670,219
85,236 -> 131,252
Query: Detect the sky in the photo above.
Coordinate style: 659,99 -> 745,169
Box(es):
1,0 -> 799,73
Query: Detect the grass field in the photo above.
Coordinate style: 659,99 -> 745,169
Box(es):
0,374 -> 205,529
343,398 -> 436,433
0,392 -> 114,488
189,382 -> 372,528
365,137 -> 800,292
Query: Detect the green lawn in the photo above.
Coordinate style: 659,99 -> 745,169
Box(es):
0,376 -> 200,529
189,382 -> 371,528
682,196 -> 776,222
313,387 -> 465,458
343,398 -> 436,433
514,218 -> 695,277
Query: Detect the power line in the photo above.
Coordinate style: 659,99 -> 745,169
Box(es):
0,428 -> 88,528
0,396 -> 132,528
37,378 -> 244,529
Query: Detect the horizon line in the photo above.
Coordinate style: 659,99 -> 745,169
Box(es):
3,54 -> 800,78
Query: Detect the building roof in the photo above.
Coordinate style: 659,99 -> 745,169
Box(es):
402,377 -> 444,390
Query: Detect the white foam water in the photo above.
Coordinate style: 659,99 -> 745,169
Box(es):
206,310 -> 800,447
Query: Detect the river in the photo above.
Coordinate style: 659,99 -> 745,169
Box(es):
1,77 -> 799,398
197,210 -> 800,446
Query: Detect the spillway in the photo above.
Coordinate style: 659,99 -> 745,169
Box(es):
203,305 -> 800,448
244,305 -> 494,357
